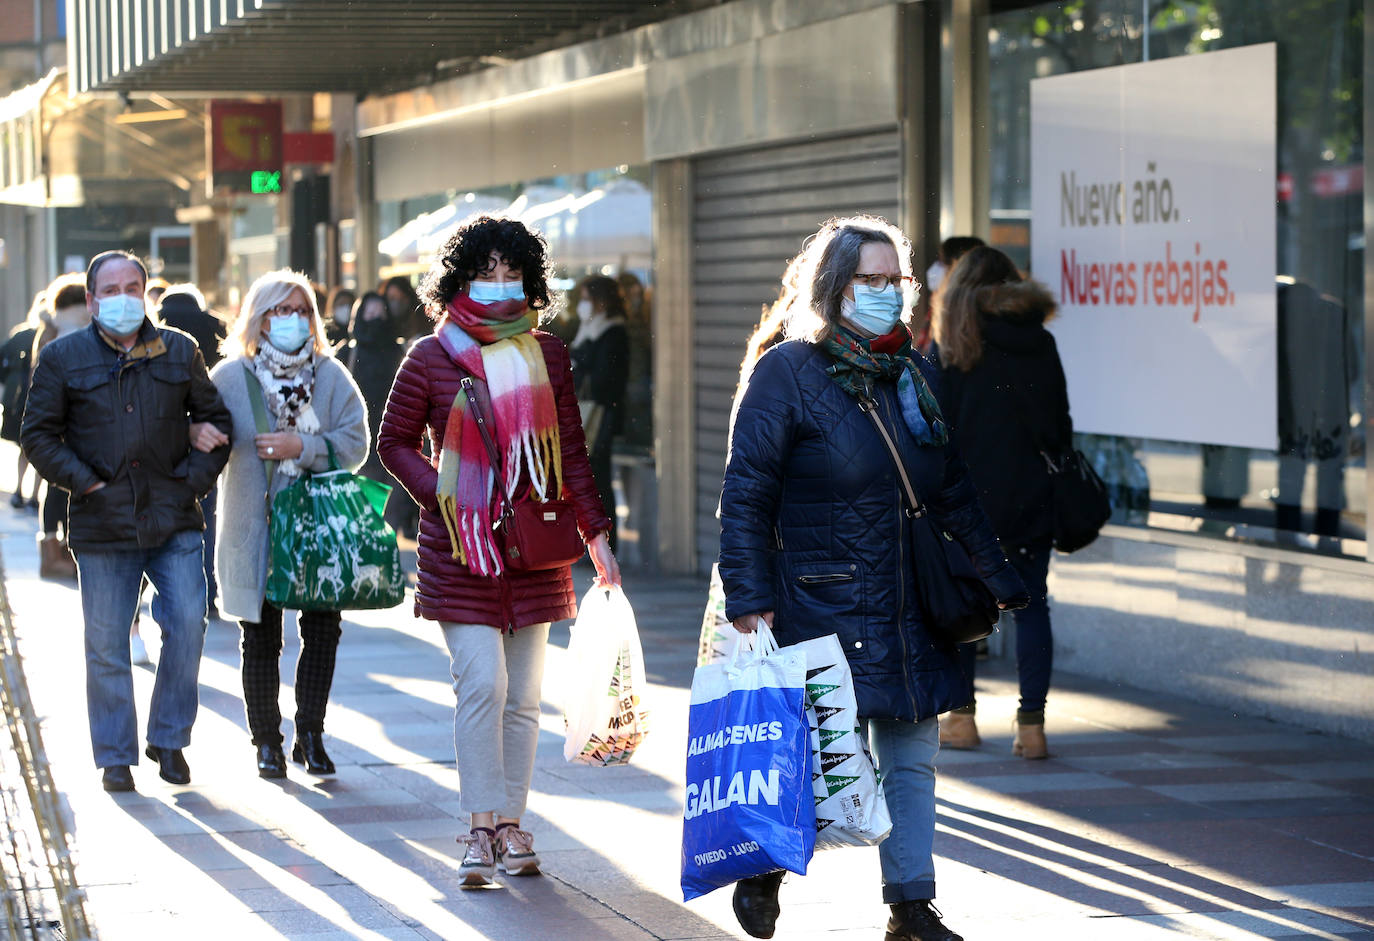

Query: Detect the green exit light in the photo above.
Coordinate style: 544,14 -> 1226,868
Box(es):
250,170 -> 282,194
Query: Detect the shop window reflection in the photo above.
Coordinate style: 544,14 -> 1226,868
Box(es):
984,0 -> 1365,556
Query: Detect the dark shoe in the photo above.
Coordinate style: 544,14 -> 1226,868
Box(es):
256,744 -> 287,779
9,492 -> 23,508
101,765 -> 134,792
144,744 -> 191,785
886,900 -> 963,941
732,870 -> 785,939
291,731 -> 335,775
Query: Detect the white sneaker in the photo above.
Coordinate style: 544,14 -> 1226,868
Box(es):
495,824 -> 541,876
129,632 -> 151,666
458,829 -> 496,887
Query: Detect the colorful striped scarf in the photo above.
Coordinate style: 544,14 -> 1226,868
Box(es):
434,293 -> 562,575
821,325 -> 950,446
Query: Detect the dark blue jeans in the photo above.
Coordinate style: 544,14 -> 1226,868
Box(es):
73,528 -> 208,768
958,543 -> 1053,715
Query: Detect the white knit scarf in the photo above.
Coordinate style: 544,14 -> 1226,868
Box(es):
252,342 -> 320,477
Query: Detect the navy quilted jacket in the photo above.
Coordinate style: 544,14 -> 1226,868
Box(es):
718,340 -> 1023,722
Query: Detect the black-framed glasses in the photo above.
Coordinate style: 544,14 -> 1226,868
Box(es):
266,304 -> 312,318
852,273 -> 916,291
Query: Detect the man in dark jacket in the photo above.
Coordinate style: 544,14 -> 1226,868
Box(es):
21,250 -> 232,793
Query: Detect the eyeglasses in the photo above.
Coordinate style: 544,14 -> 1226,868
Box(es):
852,273 -> 916,291
266,304 -> 312,318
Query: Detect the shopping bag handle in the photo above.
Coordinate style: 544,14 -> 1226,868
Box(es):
726,618 -> 777,675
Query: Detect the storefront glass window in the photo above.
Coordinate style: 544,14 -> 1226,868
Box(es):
985,0 -> 1365,557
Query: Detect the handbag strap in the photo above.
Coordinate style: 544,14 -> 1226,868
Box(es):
856,395 -> 926,519
241,363 -> 277,482
458,375 -> 514,519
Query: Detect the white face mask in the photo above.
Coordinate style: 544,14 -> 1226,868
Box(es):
95,294 -> 147,336
467,280 -> 525,304
333,305 -> 351,326
576,299 -> 593,318
925,260 -> 947,293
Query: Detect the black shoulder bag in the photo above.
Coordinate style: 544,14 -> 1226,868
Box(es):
1007,388 -> 1111,553
858,396 -> 1000,646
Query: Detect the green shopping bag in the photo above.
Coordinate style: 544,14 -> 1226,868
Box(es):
245,365 -> 406,611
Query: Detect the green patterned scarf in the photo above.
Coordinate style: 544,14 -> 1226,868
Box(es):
821,326 -> 949,446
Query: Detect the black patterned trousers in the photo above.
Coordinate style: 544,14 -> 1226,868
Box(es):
239,602 -> 342,746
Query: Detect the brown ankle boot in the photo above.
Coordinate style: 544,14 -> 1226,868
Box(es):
1012,714 -> 1048,759
38,535 -> 77,580
938,712 -> 981,750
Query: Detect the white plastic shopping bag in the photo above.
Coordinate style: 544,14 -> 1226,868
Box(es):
563,585 -> 649,765
681,623 -> 815,900
696,563 -> 741,666
788,634 -> 892,848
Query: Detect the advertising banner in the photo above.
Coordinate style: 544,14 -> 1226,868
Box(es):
1030,44 -> 1276,449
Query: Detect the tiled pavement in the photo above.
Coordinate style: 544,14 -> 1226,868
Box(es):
2,465 -> 1372,937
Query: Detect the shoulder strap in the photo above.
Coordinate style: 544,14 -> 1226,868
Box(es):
857,395 -> 925,517
241,362 -> 277,481
458,375 -> 513,517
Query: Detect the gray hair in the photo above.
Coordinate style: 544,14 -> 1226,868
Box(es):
222,268 -> 331,359
777,215 -> 916,344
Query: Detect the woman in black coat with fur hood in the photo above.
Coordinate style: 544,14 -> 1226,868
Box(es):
934,246 -> 1072,760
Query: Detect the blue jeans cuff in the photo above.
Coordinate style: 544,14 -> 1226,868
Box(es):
883,879 -> 936,904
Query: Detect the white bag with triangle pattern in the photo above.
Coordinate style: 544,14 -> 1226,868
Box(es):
787,634 -> 892,849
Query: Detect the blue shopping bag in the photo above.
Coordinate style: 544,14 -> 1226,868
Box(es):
681,623 -> 815,901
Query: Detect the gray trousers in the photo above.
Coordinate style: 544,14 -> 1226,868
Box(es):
440,621 -> 550,818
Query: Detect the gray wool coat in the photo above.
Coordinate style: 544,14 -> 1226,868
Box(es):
210,354 -> 369,622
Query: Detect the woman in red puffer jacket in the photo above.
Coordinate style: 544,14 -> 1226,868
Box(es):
378,216 -> 618,887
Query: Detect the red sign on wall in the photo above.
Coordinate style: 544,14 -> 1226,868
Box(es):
210,101 -> 282,174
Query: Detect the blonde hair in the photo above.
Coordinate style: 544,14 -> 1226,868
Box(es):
222,269 -> 331,359
772,215 -> 916,346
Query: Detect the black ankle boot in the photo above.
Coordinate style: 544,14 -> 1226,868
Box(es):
256,743 -> 287,779
732,870 -> 785,938
886,900 -> 963,941
291,731 -> 335,775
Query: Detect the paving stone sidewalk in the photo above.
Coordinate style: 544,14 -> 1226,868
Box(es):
1,464 -> 1371,939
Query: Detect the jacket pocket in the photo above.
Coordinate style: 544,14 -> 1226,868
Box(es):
147,360 -> 192,419
779,558 -> 869,657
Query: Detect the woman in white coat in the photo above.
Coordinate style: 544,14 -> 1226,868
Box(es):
211,269 -> 368,779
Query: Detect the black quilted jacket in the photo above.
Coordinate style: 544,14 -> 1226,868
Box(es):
718,340 -> 1022,722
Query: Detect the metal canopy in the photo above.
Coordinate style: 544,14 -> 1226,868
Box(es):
72,0 -> 708,95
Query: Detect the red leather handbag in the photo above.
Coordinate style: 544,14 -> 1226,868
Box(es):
461,376 -> 586,572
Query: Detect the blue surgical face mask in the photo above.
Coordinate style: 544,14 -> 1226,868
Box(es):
266,314 -> 312,353
844,283 -> 905,335
95,294 -> 147,336
467,280 -> 525,304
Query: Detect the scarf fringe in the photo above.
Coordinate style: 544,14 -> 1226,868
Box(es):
433,320 -> 561,577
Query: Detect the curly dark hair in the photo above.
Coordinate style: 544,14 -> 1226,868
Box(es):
418,216 -> 552,320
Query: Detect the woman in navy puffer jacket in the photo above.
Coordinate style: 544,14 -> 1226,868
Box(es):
718,216 -> 1026,941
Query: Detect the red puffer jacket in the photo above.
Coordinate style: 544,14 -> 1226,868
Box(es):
378,330 -> 611,630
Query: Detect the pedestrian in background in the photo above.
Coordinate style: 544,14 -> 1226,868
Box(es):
31,275 -> 94,581
379,215 -> 619,887
569,275 -> 629,552
21,250 -> 231,793
718,216 -> 1025,941
1,293 -> 45,510
325,285 -> 356,350
934,246 -> 1069,760
211,269 -> 368,779
914,236 -> 984,356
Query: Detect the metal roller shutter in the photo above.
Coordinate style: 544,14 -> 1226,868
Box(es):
692,127 -> 902,574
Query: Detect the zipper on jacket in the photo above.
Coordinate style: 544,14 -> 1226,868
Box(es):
860,392 -> 919,719
797,572 -> 854,585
